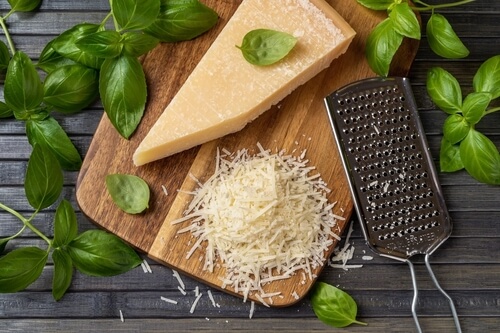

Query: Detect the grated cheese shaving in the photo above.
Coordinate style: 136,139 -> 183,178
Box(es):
172,269 -> 185,290
160,296 -> 178,305
173,144 -> 343,300
189,293 -> 203,314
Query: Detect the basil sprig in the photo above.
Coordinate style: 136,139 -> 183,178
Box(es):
427,55 -> 500,185
0,144 -> 142,300
144,0 -> 218,42
311,282 -> 367,328
0,0 -> 219,301
236,29 -> 297,66
358,0 -> 473,76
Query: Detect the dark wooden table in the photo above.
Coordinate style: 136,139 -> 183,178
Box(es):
1,1 -> 499,332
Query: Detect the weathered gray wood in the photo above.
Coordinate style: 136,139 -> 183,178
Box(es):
1,317 -> 499,333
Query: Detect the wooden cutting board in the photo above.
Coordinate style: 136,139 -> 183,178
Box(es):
76,0 -> 419,306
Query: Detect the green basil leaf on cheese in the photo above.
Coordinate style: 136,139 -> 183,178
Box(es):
43,64 -> 99,113
26,116 -> 83,171
75,31 -> 124,58
52,249 -> 73,301
0,247 -> 48,293
99,55 -> 147,139
426,13 -> 469,59
105,174 -> 150,214
121,31 -> 159,57
144,0 -> 218,42
4,51 -> 44,113
365,18 -> 403,77
52,23 -> 104,69
112,0 -> 160,31
236,29 -> 297,66
67,230 -> 142,276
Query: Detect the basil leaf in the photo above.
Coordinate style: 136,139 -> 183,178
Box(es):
0,247 -> 48,293
236,29 -> 297,66
473,55 -> 500,99
0,238 -> 8,254
389,3 -> 420,40
52,249 -> 73,301
462,92 -> 491,125
53,200 -> 78,248
75,31 -> 123,58
440,137 -> 464,172
4,51 -> 44,113
121,32 -> 159,57
443,114 -> 470,144
0,40 -> 11,72
52,23 -> 104,69
426,13 -> 469,59
460,129 -> 500,185
25,144 -> 63,211
112,0 -> 160,31
106,174 -> 150,214
99,55 -> 147,139
0,101 -> 13,119
7,0 -> 41,12
311,282 -> 367,328
67,230 -> 142,276
365,18 -> 403,77
37,39 -> 77,73
26,116 -> 83,171
144,0 -> 218,42
426,67 -> 462,114
43,64 -> 99,113
356,0 -> 395,11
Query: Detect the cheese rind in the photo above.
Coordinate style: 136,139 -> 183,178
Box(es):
133,0 -> 355,166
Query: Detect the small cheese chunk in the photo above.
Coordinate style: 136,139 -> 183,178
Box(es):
133,0 -> 355,166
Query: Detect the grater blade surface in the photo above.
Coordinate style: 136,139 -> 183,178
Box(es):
325,77 -> 452,260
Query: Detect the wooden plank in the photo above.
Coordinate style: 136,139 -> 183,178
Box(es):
1,289 -> 499,318
1,317 -> 498,333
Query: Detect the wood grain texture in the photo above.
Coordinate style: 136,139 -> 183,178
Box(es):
75,0 -> 418,306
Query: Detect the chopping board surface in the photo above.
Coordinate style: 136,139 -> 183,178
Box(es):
76,0 -> 419,306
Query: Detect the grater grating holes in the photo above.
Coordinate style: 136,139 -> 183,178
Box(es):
333,89 -> 446,242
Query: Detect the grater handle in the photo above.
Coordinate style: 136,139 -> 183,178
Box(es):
407,257 -> 462,333
424,254 -> 462,333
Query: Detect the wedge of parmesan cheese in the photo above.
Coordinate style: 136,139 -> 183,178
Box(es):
133,0 -> 355,166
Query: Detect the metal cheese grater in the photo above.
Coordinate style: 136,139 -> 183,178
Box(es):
324,77 -> 461,333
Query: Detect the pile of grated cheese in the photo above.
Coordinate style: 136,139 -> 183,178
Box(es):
173,143 -> 344,302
